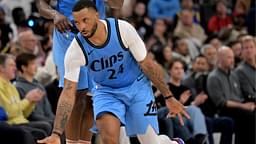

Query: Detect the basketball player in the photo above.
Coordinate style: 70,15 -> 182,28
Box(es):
38,0 -> 189,144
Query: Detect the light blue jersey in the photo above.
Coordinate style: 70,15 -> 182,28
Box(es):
53,0 -> 106,89
75,18 -> 142,88
75,18 -> 159,136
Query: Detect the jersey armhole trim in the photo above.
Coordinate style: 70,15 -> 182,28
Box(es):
114,19 -> 128,51
75,35 -> 88,66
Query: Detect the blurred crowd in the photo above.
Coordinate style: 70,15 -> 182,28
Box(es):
0,0 -> 255,144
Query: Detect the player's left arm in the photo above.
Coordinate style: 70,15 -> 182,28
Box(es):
118,20 -> 190,124
118,20 -> 175,98
106,0 -> 124,9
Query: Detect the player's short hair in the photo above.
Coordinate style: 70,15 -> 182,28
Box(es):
72,0 -> 98,12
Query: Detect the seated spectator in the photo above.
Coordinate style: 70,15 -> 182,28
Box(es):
228,40 -> 242,67
172,38 -> 192,66
18,30 -> 40,55
7,29 -> 41,57
161,45 -> 173,71
173,0 -> 201,27
204,35 -> 222,50
183,55 -> 210,97
235,36 -> 256,102
10,7 -> 30,41
200,44 -> 217,71
207,0 -> 233,34
129,1 -> 153,40
146,19 -> 167,64
157,59 -> 208,144
183,55 -> 234,144
232,0 -> 247,33
14,53 -> 54,124
0,107 -> 36,144
174,9 -> 207,45
207,46 -> 255,144
0,54 -> 51,140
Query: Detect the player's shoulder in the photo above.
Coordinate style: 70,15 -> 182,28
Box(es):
116,19 -> 134,28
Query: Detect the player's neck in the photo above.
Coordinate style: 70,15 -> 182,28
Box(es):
88,21 -> 107,46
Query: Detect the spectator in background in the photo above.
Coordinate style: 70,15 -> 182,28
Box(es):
0,106 -> 36,144
0,54 -> 51,140
173,8 -> 206,59
7,29 -> 40,58
235,36 -> 256,102
0,5 -> 13,52
14,53 -> 55,124
228,40 -> 242,67
161,45 -> 173,71
183,55 -> 209,97
174,9 -> 207,45
180,0 -> 200,24
208,0 -> 232,34
10,7 -> 30,41
172,38 -> 192,66
232,0 -> 247,34
201,44 -> 217,71
18,30 -> 39,55
17,30 -> 45,65
148,0 -> 180,22
167,59 -> 207,144
204,35 -> 222,50
129,1 -> 152,40
146,19 -> 167,64
207,46 -> 255,144
173,0 -> 201,30
183,55 -> 234,144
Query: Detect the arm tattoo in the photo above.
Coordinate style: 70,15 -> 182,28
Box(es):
59,103 -> 72,129
53,81 -> 76,134
140,59 -> 173,97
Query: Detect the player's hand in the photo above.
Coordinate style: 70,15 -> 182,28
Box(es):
53,11 -> 72,33
37,134 -> 61,144
165,97 -> 190,126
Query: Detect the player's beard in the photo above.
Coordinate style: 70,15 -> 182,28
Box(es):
85,22 -> 98,38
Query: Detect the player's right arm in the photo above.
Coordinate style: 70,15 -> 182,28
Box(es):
37,79 -> 77,144
36,0 -> 72,32
38,39 -> 85,144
